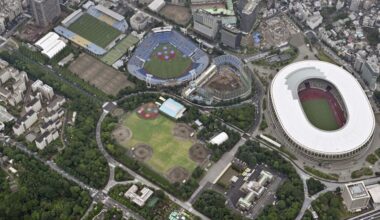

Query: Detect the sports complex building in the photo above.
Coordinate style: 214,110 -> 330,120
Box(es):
127,26 -> 209,86
269,60 -> 375,160
54,5 -> 128,56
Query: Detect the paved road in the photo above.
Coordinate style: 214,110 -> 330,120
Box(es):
96,110 -> 210,220
349,208 -> 380,220
188,138 -> 247,203
80,201 -> 96,220
244,51 -> 271,63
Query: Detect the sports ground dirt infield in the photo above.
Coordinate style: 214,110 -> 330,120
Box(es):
166,166 -> 190,183
189,143 -> 209,164
136,102 -> 159,120
159,5 -> 192,26
115,111 -> 197,181
69,53 -> 134,96
132,144 -> 153,161
205,65 -> 244,92
172,123 -> 195,139
112,126 -> 132,143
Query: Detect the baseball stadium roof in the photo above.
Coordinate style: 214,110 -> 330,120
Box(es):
270,60 -> 375,155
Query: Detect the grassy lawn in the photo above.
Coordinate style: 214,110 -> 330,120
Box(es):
217,166 -> 239,188
305,166 -> 339,181
301,99 -> 339,131
68,14 -> 121,48
144,43 -> 192,79
351,167 -> 373,179
121,112 -> 196,175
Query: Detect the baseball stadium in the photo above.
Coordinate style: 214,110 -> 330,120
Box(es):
127,26 -> 209,86
184,55 -> 251,103
269,60 -> 375,161
54,5 -> 128,56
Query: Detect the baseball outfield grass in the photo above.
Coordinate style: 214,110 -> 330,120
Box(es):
121,112 -> 196,175
143,43 -> 192,79
301,99 -> 339,131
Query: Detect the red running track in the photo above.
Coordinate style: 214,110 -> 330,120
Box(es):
298,88 -> 346,127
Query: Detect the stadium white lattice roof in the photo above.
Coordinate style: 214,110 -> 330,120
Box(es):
270,60 -> 375,155
35,32 -> 67,59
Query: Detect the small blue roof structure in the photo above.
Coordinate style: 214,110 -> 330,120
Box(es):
253,32 -> 261,44
159,98 -> 186,119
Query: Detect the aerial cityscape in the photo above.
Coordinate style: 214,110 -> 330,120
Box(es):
0,0 -> 379,219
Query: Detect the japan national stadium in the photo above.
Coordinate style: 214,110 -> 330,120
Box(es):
127,26 -> 209,86
269,60 -> 375,161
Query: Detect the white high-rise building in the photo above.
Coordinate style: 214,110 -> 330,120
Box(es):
342,182 -> 370,212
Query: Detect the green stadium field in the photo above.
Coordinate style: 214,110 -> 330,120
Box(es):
301,99 -> 339,131
143,43 -> 192,79
68,14 -> 121,48
101,34 -> 139,65
120,112 -> 197,176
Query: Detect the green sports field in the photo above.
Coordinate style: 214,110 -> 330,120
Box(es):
101,34 -> 139,65
301,99 -> 339,131
68,14 -> 121,48
121,112 -> 196,175
143,44 -> 193,79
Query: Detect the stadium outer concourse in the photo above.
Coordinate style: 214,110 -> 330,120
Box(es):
269,60 -> 375,161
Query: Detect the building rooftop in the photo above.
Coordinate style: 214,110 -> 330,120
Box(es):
346,182 -> 370,200
209,132 -> 229,146
159,98 -> 186,119
35,32 -> 67,59
94,5 -> 125,22
366,184 -> 380,203
242,0 -> 260,14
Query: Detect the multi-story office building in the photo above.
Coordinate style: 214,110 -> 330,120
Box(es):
240,0 -> 260,33
220,25 -> 242,49
193,9 -> 220,40
29,0 -> 61,27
